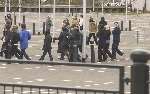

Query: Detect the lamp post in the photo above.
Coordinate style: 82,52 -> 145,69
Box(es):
93,0 -> 95,11
82,0 -> 87,61
53,0 -> 56,38
8,0 -> 10,12
69,0 -> 71,15
38,0 -> 41,34
18,0 -> 21,24
4,0 -> 7,16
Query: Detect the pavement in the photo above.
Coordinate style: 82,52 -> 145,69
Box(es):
0,12 -> 150,94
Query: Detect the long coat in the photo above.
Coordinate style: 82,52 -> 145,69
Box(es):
42,34 -> 52,50
19,30 -> 31,49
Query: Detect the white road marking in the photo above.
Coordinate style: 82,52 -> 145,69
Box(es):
13,78 -> 21,80
48,68 -> 56,71
5,90 -> 12,92
24,68 -> 32,70
47,66 -> 53,68
0,66 -> 7,69
89,69 -> 95,71
93,84 -> 100,86
84,85 -> 91,87
75,86 -> 81,88
1,64 -> 7,66
73,70 -> 83,72
125,92 -> 131,94
97,71 -> 105,73
101,68 -> 107,70
16,81 -> 23,84
84,81 -> 93,83
27,81 -> 34,83
35,66 -> 41,69
62,80 -> 71,82
35,79 -> 45,82
103,82 -> 113,85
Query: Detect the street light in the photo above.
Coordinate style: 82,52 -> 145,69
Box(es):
53,0 -> 56,38
18,0 -> 21,24
82,0 -> 87,61
38,0 -> 41,33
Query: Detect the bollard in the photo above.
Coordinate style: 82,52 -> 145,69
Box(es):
14,15 -> 16,25
121,21 -> 123,31
43,22 -> 46,34
129,20 -> 131,31
73,43 -> 78,62
90,41 -> 95,63
33,23 -> 35,35
130,49 -> 150,94
136,31 -> 139,45
23,15 -> 25,24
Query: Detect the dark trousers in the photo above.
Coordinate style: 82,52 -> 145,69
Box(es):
112,42 -> 123,59
40,49 -> 53,61
98,45 -> 107,62
11,45 -> 22,59
104,44 -> 113,59
87,33 -> 97,44
20,48 -> 31,60
69,45 -> 81,62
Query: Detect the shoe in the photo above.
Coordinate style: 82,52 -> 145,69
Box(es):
50,57 -> 53,61
39,58 -> 43,60
59,58 -> 64,60
27,58 -> 31,60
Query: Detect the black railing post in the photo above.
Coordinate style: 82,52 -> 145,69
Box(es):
130,49 -> 150,94
23,15 -> 25,24
90,41 -> 95,63
73,43 -> 78,62
43,22 -> 46,34
136,31 -> 139,45
33,23 -> 36,35
129,20 -> 131,31
14,15 -> 16,25
121,21 -> 123,31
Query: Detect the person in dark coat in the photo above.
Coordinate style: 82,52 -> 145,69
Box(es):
5,14 -> 12,31
39,31 -> 53,61
103,25 -> 113,61
69,25 -> 83,62
57,23 -> 71,60
2,27 -> 12,59
46,16 -> 53,32
99,17 -> 107,28
10,25 -> 22,59
112,22 -> 124,59
96,27 -> 107,62
19,24 -> 31,60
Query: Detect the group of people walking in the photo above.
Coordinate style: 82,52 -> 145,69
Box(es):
1,14 -> 31,60
0,13 -> 124,62
55,15 -> 124,62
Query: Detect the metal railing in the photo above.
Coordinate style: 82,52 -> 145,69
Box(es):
0,83 -> 119,94
0,59 -> 125,94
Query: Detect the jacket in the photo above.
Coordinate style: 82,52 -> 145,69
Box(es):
11,32 -> 20,45
89,21 -> 97,33
112,27 -> 121,43
19,29 -> 31,49
43,34 -> 52,50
